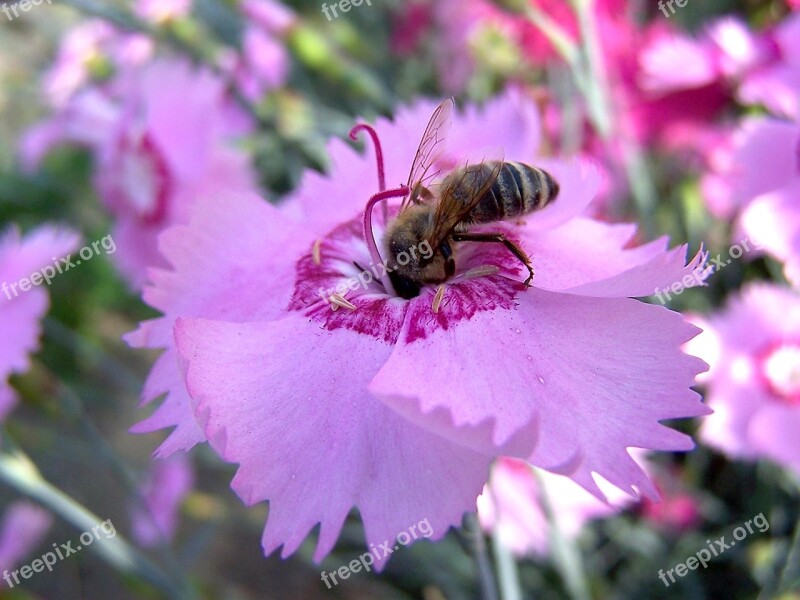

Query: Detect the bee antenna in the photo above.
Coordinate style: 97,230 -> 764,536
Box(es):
350,123 -> 388,223
363,184 -> 409,296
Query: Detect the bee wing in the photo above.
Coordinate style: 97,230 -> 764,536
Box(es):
400,98 -> 454,211
427,160 -> 503,247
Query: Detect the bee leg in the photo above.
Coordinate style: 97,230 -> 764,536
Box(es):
451,232 -> 534,287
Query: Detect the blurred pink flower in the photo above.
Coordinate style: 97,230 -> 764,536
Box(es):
639,17 -> 774,95
21,59 -> 258,289
704,114 -> 800,286
241,0 -> 296,34
686,284 -> 800,475
218,0 -> 293,101
0,226 -> 80,421
41,20 -> 153,108
389,0 -> 503,93
135,0 -> 192,23
128,91 -> 708,564
738,12 -> 800,119
638,465 -> 702,532
0,502 -> 53,575
94,59 -> 257,288
477,457 -> 628,557
131,454 -> 194,547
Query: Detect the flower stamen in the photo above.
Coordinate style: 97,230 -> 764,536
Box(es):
432,285 -> 446,314
312,239 -> 322,265
329,291 -> 357,312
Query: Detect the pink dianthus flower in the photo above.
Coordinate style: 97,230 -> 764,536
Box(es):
129,91 -> 708,564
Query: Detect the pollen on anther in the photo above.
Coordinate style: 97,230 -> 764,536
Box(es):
432,285 -> 447,314
460,265 -> 500,280
312,239 -> 322,265
330,293 -> 357,311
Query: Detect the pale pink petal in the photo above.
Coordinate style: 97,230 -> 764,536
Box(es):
739,181 -> 800,286
0,226 -> 82,288
739,66 -> 800,119
126,192 -> 306,455
0,502 -> 53,573
732,117 -> 798,202
750,405 -> 800,473
131,453 -> 194,546
176,315 -> 491,565
639,32 -> 718,93
371,290 -> 709,500
518,213 -> 705,297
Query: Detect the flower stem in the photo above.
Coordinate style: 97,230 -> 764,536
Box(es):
465,513 -> 500,600
0,446 -> 197,600
492,530 -> 524,600
533,468 -> 591,600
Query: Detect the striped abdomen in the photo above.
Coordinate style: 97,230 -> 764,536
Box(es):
448,161 -> 560,225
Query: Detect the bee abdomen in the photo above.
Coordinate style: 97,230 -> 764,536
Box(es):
470,161 -> 559,224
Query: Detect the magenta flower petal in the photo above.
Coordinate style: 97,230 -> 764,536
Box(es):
638,31 -> 718,93
370,290 -> 709,500
519,214 -> 705,297
692,284 -> 800,475
478,458 -> 628,557
131,453 -> 194,547
0,502 -> 53,574
0,225 -> 80,419
732,117 -> 798,203
740,181 -> 800,287
175,315 -> 490,563
128,349 -> 204,456
126,192 -> 306,455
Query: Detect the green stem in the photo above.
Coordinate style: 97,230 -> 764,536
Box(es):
533,468 -> 591,600
492,530 -> 524,600
775,509 -> 800,595
0,447 -> 196,600
465,513 -> 500,600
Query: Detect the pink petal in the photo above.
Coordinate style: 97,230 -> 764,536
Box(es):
0,502 -> 53,573
750,405 -> 800,473
732,117 -> 798,202
0,225 -> 82,288
129,349 -> 205,456
739,66 -> 800,120
639,32 -> 718,93
126,192 -> 307,455
739,181 -> 800,286
131,453 -> 194,546
519,213 -> 705,297
370,290 -> 709,500
175,314 -> 490,564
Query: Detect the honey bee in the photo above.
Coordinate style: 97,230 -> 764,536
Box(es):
384,98 -> 561,299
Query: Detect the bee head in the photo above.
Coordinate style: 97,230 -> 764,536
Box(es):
383,206 -> 450,298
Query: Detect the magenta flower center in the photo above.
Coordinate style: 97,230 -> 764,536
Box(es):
109,129 -> 171,224
287,214 -> 524,344
286,122 -> 529,343
759,343 -> 800,405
